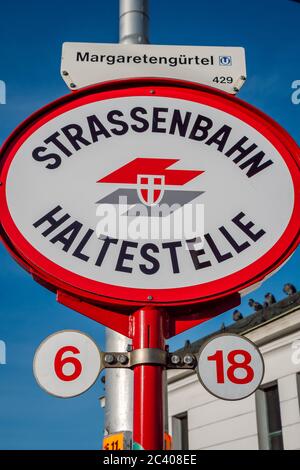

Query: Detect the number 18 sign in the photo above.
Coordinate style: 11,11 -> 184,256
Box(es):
197,334 -> 264,401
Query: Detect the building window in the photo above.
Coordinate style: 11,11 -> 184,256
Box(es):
172,412 -> 189,450
264,384 -> 284,449
256,382 -> 284,450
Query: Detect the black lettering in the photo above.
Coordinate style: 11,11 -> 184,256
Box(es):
205,125 -> 232,152
95,236 -> 118,267
239,151 -> 273,177
225,136 -> 257,163
140,243 -> 160,275
72,228 -> 94,261
50,221 -> 82,252
76,52 -> 89,62
107,55 -> 115,65
232,212 -> 266,241
61,124 -> 91,150
162,241 -> 182,274
169,110 -> 192,137
115,241 -> 138,273
188,238 -> 211,270
32,146 -> 61,170
130,107 -> 149,133
33,206 -> 70,237
44,132 -> 73,157
189,115 -> 213,141
116,55 -> 125,64
107,110 -> 129,136
152,107 -> 168,133
219,226 -> 250,253
205,233 -> 233,263
87,115 -> 111,142
158,57 -> 167,65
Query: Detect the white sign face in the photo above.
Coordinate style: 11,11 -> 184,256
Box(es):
197,334 -> 264,400
61,43 -> 246,94
1,82 -> 299,305
33,330 -> 102,398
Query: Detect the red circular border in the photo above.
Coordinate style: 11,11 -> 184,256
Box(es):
0,78 -> 299,308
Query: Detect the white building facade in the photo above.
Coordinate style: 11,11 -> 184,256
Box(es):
168,294 -> 300,450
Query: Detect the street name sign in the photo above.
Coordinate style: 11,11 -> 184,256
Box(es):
0,78 -> 299,309
197,333 -> 264,400
61,43 -> 246,94
33,330 -> 102,398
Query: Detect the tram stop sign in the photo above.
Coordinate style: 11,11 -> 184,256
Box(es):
0,78 -> 299,310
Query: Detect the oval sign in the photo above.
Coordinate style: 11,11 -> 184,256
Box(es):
0,79 -> 299,307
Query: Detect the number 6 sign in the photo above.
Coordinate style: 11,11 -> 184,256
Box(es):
197,334 -> 264,400
33,330 -> 102,398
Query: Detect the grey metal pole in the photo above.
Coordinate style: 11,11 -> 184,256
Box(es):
104,329 -> 133,435
164,370 -> 169,436
119,0 -> 149,44
104,0 -> 150,438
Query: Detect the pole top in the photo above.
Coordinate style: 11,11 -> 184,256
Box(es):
119,0 -> 149,44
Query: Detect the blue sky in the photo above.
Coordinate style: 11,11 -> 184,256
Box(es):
0,0 -> 299,450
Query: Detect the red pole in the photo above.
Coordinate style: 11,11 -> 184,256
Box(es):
132,307 -> 165,450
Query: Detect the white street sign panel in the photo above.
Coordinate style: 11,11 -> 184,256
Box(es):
61,42 -> 246,94
197,334 -> 264,400
33,330 -> 102,398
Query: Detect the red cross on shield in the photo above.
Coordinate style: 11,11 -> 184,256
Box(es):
137,175 -> 165,206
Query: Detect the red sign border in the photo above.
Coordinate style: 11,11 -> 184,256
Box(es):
0,78 -> 299,308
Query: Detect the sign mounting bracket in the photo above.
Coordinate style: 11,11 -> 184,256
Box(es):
57,289 -> 241,339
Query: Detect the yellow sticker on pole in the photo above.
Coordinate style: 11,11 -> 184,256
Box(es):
103,431 -> 132,450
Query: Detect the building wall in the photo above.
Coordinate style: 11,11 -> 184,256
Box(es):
168,309 -> 300,450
